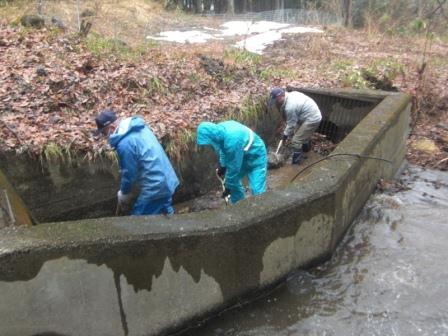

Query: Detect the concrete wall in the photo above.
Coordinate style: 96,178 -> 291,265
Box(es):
0,89 -> 411,336
0,100 -> 281,223
0,168 -> 33,227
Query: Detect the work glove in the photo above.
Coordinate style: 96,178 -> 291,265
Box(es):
282,134 -> 288,141
117,190 -> 131,205
216,166 -> 227,178
222,188 -> 231,199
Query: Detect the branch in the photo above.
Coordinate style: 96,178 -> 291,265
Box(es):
436,0 -> 448,20
425,0 -> 447,20
434,157 -> 448,167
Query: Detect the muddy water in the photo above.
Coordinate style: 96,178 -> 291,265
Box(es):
174,150 -> 322,213
179,165 -> 448,336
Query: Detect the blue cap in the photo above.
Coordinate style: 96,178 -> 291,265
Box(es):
95,109 -> 117,134
270,87 -> 285,100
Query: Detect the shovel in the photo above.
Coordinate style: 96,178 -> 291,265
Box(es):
275,139 -> 283,157
115,202 -> 121,216
215,169 -> 230,206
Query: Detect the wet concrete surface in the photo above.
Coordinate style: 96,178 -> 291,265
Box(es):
178,165 -> 448,336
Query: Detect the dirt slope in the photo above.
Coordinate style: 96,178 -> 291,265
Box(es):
0,5 -> 446,168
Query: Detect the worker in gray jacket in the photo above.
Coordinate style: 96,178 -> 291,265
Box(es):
271,87 -> 322,165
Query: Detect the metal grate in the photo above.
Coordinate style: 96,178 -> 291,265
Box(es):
297,90 -> 378,143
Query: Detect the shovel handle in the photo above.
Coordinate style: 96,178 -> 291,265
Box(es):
216,169 -> 229,206
275,140 -> 283,155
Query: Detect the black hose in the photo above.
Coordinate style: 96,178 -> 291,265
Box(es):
289,153 -> 393,183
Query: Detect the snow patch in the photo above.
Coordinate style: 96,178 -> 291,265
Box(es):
147,30 -> 216,44
146,20 -> 324,54
236,30 -> 282,55
220,20 -> 290,36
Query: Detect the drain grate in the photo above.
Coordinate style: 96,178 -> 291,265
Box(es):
0,188 -> 15,227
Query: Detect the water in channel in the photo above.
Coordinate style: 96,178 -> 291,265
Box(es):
180,165 -> 448,336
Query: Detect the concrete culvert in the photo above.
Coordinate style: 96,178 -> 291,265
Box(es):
0,88 -> 411,336
1,88 -> 378,223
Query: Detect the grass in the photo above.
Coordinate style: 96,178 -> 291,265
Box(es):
224,48 -> 261,67
0,0 -> 33,22
330,59 -> 367,88
42,142 -> 64,163
164,129 -> 196,163
333,56 -> 404,89
146,76 -> 166,94
163,96 -> 268,166
368,56 -> 403,81
37,139 -> 121,170
332,59 -> 353,71
104,149 -> 118,166
85,32 -> 158,60
224,96 -> 268,134
40,141 -> 80,165
258,65 -> 296,81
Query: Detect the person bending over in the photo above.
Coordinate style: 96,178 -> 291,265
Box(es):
95,109 -> 179,215
196,120 -> 267,204
271,87 -> 322,165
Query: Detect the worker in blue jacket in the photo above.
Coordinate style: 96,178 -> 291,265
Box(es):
196,120 -> 267,204
95,109 -> 179,215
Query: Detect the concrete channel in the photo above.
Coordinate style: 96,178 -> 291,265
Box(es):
0,88 -> 411,336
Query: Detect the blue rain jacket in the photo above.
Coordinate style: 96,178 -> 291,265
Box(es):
197,121 -> 267,204
109,117 -> 179,204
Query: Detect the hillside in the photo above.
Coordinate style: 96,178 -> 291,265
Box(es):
0,1 -> 447,169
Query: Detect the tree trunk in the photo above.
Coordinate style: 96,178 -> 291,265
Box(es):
241,0 -> 247,13
342,0 -> 352,27
248,0 -> 253,11
214,0 -> 224,13
415,0 -> 422,17
227,0 -> 234,14
193,0 -> 201,13
275,0 -> 280,10
204,0 -> 212,11
36,0 -> 43,15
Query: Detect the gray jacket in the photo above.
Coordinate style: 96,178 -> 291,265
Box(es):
282,91 -> 322,137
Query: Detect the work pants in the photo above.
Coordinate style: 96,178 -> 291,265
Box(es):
230,162 -> 267,204
290,121 -> 320,150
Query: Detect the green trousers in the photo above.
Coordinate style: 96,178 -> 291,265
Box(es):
290,121 -> 320,150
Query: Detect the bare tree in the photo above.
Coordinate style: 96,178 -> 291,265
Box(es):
76,0 -> 81,31
227,0 -> 235,14
342,0 -> 352,26
36,0 -> 43,15
193,0 -> 202,12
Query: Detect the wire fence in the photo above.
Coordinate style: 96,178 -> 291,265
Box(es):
25,0 -> 85,32
203,9 -> 343,26
26,1 -> 342,42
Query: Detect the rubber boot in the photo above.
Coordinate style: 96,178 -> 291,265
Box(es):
292,150 -> 303,165
302,140 -> 312,153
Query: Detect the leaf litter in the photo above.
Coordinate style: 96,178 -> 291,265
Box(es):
0,24 -> 447,170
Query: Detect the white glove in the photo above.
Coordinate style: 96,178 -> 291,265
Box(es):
117,190 -> 130,205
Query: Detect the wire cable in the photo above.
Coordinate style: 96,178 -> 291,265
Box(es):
290,153 -> 393,183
